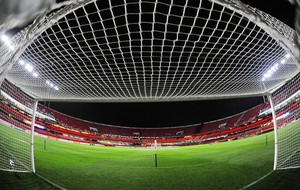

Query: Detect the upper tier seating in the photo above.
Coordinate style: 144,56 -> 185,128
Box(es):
236,104 -> 264,126
200,113 -> 243,134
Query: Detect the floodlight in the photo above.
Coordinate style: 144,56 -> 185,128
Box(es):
264,73 -> 271,78
46,80 -> 50,85
8,45 -> 14,50
19,60 -> 25,65
285,54 -> 291,59
281,59 -> 286,64
33,72 -> 38,77
268,70 -> 273,75
1,35 -> 14,50
1,35 -> 10,43
25,63 -> 33,72
54,86 -> 59,91
271,67 -> 276,72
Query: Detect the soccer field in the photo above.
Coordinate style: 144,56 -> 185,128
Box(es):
1,122 -> 300,190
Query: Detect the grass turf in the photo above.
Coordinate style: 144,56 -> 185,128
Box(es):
0,121 -> 300,190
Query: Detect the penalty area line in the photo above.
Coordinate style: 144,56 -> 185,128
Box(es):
36,173 -> 67,190
239,170 -> 274,190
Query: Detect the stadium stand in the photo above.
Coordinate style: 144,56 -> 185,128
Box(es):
200,113 -> 243,134
0,79 -> 299,147
235,104 -> 265,126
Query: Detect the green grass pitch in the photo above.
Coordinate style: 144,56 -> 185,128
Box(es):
0,121 -> 300,190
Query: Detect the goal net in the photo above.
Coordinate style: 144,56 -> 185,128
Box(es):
271,72 -> 300,170
0,0 -> 298,102
0,0 -> 299,173
0,81 -> 33,172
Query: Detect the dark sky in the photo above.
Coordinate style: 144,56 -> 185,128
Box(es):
241,0 -> 295,28
46,97 -> 264,127
46,0 -> 295,128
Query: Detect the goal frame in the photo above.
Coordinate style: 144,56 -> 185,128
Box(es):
0,0 -> 299,174
267,94 -> 278,170
30,100 -> 38,173
0,0 -> 299,103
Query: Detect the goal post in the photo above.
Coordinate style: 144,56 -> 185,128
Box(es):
30,100 -> 38,173
267,95 -> 278,170
0,86 -> 38,173
270,73 -> 300,170
0,121 -> 31,172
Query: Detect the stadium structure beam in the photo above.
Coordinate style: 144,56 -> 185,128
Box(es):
268,95 -> 278,170
30,100 -> 38,173
35,92 -> 269,103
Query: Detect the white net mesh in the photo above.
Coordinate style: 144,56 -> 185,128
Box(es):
272,73 -> 300,170
0,95 -> 32,172
0,0 -> 297,102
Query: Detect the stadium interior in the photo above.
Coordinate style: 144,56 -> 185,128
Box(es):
0,75 -> 299,147
0,0 -> 300,189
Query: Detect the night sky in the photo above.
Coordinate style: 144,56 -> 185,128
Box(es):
46,97 -> 264,127
46,0 -> 295,128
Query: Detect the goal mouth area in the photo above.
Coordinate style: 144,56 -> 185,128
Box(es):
1,0 -> 299,102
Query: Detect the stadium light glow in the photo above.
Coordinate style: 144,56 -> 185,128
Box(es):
25,63 -> 33,72
262,54 -> 290,81
46,80 -> 59,90
33,72 -> 38,78
19,60 -> 25,65
1,35 -> 9,43
1,35 -> 14,50
19,60 -> 39,77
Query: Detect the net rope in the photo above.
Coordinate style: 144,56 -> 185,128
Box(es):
0,100 -> 32,172
272,73 -> 300,169
0,0 -> 299,102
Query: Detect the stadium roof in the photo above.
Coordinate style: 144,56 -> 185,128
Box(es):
0,0 -> 299,102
